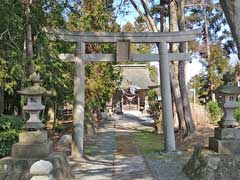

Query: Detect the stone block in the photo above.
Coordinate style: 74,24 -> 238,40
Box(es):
209,137 -> 240,154
30,175 -> 53,180
19,131 -> 48,143
25,122 -> 44,130
214,127 -> 240,140
12,141 -> 52,158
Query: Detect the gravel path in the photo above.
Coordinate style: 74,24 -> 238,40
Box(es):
71,111 -> 190,180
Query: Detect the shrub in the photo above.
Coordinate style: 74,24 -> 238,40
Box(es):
234,102 -> 240,123
0,115 -> 25,131
54,124 -> 65,133
206,101 -> 222,123
147,89 -> 162,133
0,115 -> 25,158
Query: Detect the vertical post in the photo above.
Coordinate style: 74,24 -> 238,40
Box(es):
137,95 -> 140,111
72,42 -> 85,159
158,42 -> 176,152
121,96 -> 124,112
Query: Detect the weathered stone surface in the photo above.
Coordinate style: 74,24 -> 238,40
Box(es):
19,131 -> 48,143
183,147 -> 240,180
209,137 -> 240,154
214,128 -> 240,140
12,141 -> 52,159
30,160 -> 53,175
30,175 -> 53,180
58,134 -> 72,148
0,153 -> 73,180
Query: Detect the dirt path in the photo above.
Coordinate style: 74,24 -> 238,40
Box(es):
70,112 -> 192,180
71,112 -> 154,180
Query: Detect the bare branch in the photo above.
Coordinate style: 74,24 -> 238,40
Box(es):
128,0 -> 153,31
140,0 -> 158,32
0,29 -> 8,40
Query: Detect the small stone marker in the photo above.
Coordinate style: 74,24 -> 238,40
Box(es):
30,160 -> 53,180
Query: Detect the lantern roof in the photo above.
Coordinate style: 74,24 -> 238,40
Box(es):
216,85 -> 240,95
17,73 -> 51,96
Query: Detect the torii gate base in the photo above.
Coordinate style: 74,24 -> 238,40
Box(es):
45,28 -> 200,159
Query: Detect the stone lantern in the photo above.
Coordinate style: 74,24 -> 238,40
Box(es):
12,73 -> 52,158
0,73 -> 73,179
209,80 -> 240,154
17,73 -> 51,130
217,85 -> 240,127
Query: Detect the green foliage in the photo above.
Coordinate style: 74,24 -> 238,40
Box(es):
206,101 -> 222,123
54,124 -> 65,133
0,115 -> 25,157
0,130 -> 19,158
185,1 -> 235,54
147,64 -> 158,83
0,115 -> 25,131
188,44 -> 232,104
147,89 -> 162,133
147,89 -> 160,119
0,0 -> 75,114
147,89 -> 158,101
66,0 -> 122,130
234,102 -> 240,123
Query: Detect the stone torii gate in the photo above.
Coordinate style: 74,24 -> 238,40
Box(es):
44,28 -> 200,159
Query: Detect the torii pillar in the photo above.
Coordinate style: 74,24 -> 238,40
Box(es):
159,42 -> 176,151
72,42 -> 85,159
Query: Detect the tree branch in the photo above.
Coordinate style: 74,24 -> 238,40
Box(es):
129,0 -> 153,31
0,29 -> 8,40
140,0 -> 158,32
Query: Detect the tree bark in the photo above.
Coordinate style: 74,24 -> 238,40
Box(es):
24,0 -> 34,75
0,86 -> 4,115
220,0 -> 240,60
178,0 -> 196,135
170,66 -> 186,133
169,0 -> 186,134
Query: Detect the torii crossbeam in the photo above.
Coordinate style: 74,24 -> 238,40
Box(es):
44,28 -> 201,159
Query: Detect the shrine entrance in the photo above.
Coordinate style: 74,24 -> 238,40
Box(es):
44,28 -> 200,159
111,64 -> 158,113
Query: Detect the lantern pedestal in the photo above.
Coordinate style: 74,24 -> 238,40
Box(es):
12,131 -> 52,159
209,127 -> 240,154
209,123 -> 240,154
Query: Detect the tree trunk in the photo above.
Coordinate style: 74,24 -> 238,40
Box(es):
24,1 -> 34,75
178,0 -> 196,135
170,65 -> 186,133
169,0 -> 187,135
0,86 -> 4,115
220,0 -> 240,60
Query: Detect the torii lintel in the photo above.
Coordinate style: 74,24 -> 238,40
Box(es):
43,27 -> 201,43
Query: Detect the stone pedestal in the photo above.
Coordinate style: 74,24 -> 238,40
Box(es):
209,127 -> 240,154
12,131 -> 52,159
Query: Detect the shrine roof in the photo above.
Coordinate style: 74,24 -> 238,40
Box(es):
116,64 -> 159,90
